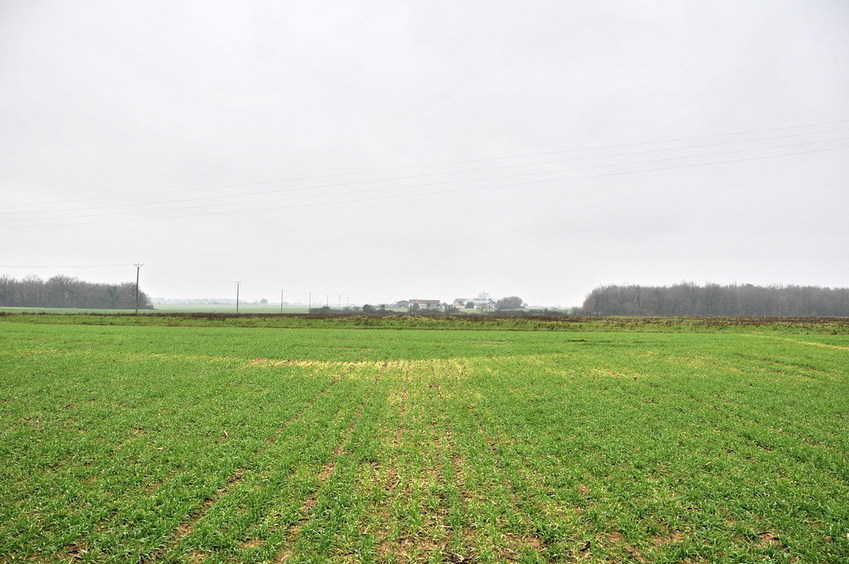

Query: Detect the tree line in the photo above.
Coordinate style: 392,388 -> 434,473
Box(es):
0,275 -> 153,310
582,283 -> 849,316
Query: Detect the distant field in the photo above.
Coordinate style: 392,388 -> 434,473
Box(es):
153,304 -> 312,314
0,306 -> 146,314
1,314 -> 847,562
0,305 -> 311,315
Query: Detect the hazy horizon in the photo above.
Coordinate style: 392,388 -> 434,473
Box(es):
3,1 -> 848,306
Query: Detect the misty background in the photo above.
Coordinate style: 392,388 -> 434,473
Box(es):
2,1 -> 848,307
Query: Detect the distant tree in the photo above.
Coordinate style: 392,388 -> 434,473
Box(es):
362,304 -> 375,313
0,274 -> 152,309
260,298 -> 268,305
465,301 -> 474,309
409,303 -> 420,312
580,283 -> 849,316
495,296 -> 524,310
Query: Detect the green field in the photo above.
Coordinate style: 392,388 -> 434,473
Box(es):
0,305 -> 310,315
1,315 -> 847,563
151,305 -> 312,315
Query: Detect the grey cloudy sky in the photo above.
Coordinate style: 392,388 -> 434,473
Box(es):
2,0 -> 848,306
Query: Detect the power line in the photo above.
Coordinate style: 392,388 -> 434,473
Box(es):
4,135 -> 848,224
4,126 -> 848,217
0,263 -> 131,269
143,266 -> 235,286
4,118 -> 848,209
5,143 -> 846,229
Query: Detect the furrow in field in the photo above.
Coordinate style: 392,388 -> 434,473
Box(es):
419,376 -> 460,562
394,364 -> 448,561
465,355 -> 711,561
143,370 -> 345,562
583,342 -> 847,463
431,360 -> 479,562
550,353 -> 844,561
372,360 -> 410,561
367,358 -> 477,562
273,378 -> 375,562
265,367 -> 348,446
163,376 -> 369,562
752,334 -> 849,351
620,364 -> 849,485
1,359 -> 339,562
453,379 -> 554,562
298,365 -> 391,561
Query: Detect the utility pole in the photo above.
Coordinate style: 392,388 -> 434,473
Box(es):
308,292 -> 312,311
280,289 -> 284,314
338,294 -> 341,310
134,264 -> 143,314
235,281 -> 241,314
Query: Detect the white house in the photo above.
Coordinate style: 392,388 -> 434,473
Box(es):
409,299 -> 442,310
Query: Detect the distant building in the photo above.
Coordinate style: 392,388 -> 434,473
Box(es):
471,297 -> 496,309
409,299 -> 442,310
452,298 -> 471,309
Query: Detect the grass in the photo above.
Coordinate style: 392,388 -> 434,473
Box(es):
3,312 -> 849,334
0,315 -> 847,562
0,305 -> 311,315
151,304 -> 312,314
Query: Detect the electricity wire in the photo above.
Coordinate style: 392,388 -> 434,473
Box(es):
0,263 -> 131,269
3,126 -> 848,217
4,117 -> 847,209
5,143 -> 846,229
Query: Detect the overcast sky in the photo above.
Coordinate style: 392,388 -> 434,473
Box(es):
2,1 -> 848,307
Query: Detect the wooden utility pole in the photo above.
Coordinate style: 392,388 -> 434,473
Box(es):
134,263 -> 143,314
235,281 -> 241,314
280,289 -> 284,314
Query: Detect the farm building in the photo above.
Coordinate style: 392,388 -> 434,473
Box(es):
471,297 -> 496,309
408,299 -> 442,310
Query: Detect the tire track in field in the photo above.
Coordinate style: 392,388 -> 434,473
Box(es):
418,373 -> 454,562
468,368 -> 645,562
626,370 -> 849,482
274,375 -> 377,562
592,347 -> 845,453
647,348 -> 841,450
434,362 -> 478,563
469,410 -> 550,561
423,378 -> 451,560
587,382 -> 809,560
376,360 -> 454,562
453,367 -> 550,562
584,370 -> 844,557
144,370 -> 346,562
375,360 -> 410,559
751,334 -> 849,351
